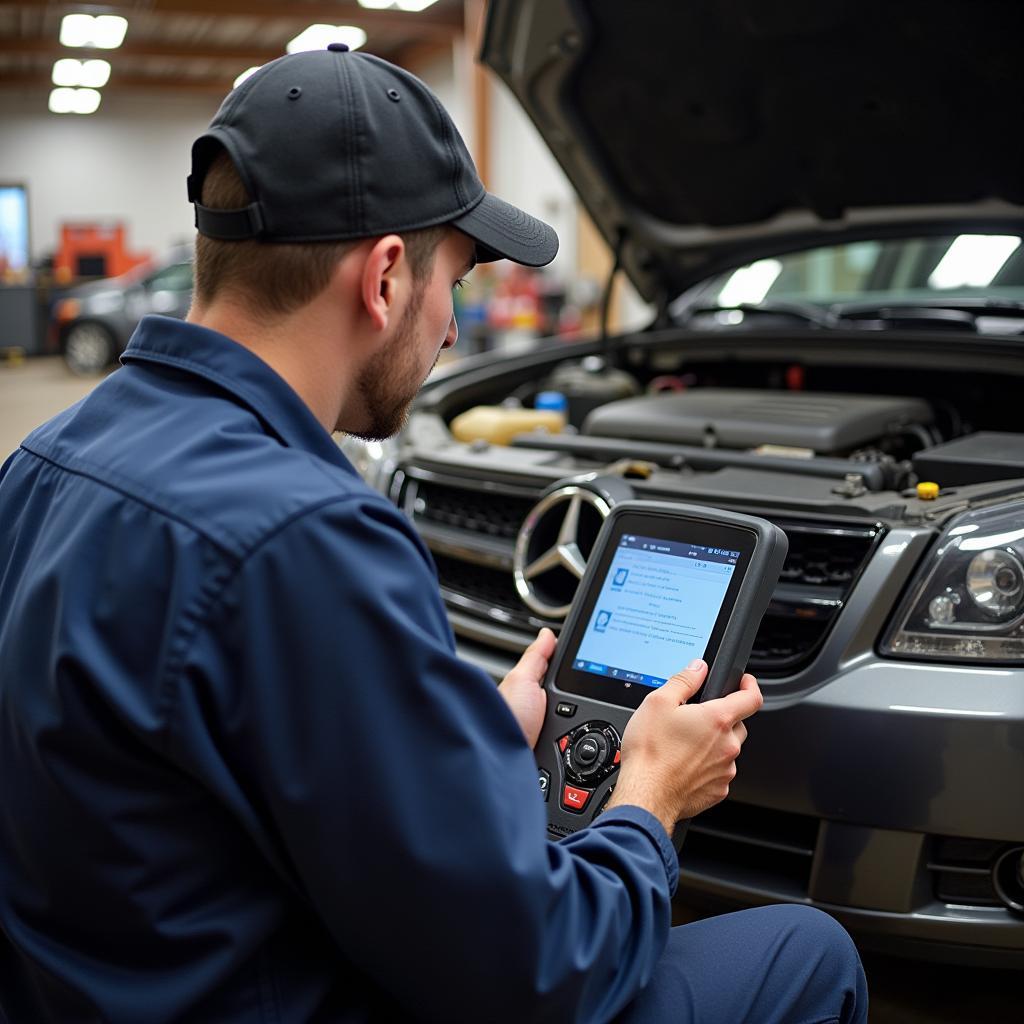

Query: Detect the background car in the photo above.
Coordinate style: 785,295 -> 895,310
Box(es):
338,0 -> 1024,968
52,247 -> 193,375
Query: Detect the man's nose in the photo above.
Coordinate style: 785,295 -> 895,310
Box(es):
443,315 -> 458,349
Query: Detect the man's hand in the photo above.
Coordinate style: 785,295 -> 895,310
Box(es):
498,628 -> 556,748
607,660 -> 763,835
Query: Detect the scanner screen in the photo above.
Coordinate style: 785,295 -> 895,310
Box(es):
572,533 -> 739,689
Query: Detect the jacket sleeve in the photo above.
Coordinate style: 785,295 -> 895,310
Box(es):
173,494 -> 678,1024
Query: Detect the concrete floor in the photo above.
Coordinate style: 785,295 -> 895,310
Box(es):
2,356 -> 1021,1020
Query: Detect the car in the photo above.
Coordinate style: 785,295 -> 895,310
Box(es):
335,0 -> 1024,967
52,248 -> 193,374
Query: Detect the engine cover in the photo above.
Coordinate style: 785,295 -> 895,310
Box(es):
582,388 -> 932,455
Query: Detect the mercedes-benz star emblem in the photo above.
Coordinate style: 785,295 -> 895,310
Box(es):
513,485 -> 612,619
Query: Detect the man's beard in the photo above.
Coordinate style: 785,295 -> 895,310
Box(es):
351,280 -> 436,441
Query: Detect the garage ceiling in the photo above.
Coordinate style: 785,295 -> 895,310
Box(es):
0,0 -> 467,100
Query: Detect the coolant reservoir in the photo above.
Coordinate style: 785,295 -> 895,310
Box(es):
450,405 -> 565,446
542,356 -> 641,426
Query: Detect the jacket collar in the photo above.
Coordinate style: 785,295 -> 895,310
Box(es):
121,315 -> 358,475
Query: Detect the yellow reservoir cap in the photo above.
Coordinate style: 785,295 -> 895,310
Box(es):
917,481 -> 940,500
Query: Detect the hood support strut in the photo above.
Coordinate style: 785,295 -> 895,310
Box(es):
599,227 -> 626,366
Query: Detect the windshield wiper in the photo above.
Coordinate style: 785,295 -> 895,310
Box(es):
679,298 -> 1024,334
834,301 -> 1024,334
679,300 -> 838,328
837,305 -> 977,331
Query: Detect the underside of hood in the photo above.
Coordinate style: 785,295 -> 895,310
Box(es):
482,0 -> 1024,302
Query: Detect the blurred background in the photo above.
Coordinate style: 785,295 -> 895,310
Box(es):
1,5 -> 1022,1019
0,0 -> 656,460
0,0 -> 661,458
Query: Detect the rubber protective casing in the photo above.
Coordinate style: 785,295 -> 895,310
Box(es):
534,501 -> 788,842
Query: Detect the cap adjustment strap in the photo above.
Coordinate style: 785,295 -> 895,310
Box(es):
193,201 -> 265,240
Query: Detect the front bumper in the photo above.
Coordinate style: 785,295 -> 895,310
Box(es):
453,520 -> 1024,967
460,631 -> 1024,966
409,446 -> 1024,958
694,655 -> 1024,967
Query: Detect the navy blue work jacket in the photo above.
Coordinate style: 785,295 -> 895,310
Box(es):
0,316 -> 678,1023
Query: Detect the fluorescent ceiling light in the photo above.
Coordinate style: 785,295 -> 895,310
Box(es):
80,59 -> 111,87
286,24 -> 367,54
74,88 -> 102,114
52,58 -> 111,88
48,87 -> 102,115
717,258 -> 783,307
928,234 -> 1022,289
48,87 -> 76,114
59,14 -> 95,47
52,58 -> 83,86
233,66 -> 262,89
359,0 -> 440,8
74,88 -> 101,113
60,13 -> 128,49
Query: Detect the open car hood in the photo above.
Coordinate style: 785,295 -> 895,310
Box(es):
481,0 -> 1024,303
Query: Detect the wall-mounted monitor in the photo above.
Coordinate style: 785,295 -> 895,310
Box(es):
0,184 -> 30,275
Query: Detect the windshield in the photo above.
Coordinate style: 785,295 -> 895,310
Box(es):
685,234 -> 1024,332
143,261 -> 194,293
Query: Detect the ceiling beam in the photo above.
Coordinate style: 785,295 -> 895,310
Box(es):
0,70 -> 236,95
10,0 -> 462,39
387,37 -> 451,72
0,37 -> 283,65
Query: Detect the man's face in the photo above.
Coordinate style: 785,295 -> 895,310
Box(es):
352,230 -> 476,441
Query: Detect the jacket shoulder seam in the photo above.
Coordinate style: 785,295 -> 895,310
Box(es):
19,439 -> 246,555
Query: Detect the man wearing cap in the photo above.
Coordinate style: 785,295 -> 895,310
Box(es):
0,49 -> 866,1023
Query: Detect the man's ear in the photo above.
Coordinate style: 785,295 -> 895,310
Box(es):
360,234 -> 407,331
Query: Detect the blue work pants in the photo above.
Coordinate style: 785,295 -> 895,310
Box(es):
618,905 -> 868,1023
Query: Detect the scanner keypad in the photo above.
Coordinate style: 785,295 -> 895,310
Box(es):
558,721 -> 621,789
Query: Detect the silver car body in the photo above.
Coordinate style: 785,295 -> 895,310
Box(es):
340,0 -> 1024,966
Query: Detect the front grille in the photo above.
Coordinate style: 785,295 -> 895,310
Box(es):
433,553 -> 522,612
682,800 -> 819,899
928,836 -> 1003,907
412,480 -> 535,541
398,469 -> 879,677
778,533 -> 866,586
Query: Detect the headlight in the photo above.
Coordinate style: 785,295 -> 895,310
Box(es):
335,435 -> 399,494
883,502 -> 1024,662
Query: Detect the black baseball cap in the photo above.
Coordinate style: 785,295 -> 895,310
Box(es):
187,45 -> 558,267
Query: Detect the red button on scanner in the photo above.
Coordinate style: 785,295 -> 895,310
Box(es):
558,735 -> 569,752
562,785 -> 593,812
613,749 -> 620,765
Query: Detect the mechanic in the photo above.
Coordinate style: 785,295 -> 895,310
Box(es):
0,48 -> 867,1023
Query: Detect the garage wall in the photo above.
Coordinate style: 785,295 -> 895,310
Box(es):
0,54 -> 580,277
0,92 -> 219,265
410,47 -> 579,281
488,76 -> 577,280
413,41 -> 473,156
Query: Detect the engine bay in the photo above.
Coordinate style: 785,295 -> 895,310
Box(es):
431,336 -> 1024,502
402,332 -> 1024,679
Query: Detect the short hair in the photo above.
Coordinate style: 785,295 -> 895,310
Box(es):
193,149 -> 447,318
